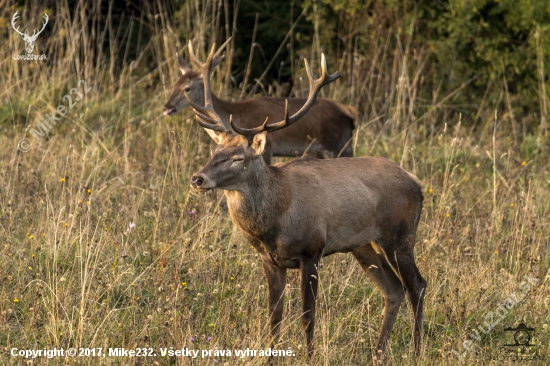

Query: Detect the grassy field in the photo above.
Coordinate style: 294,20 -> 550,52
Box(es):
1,2 -> 550,365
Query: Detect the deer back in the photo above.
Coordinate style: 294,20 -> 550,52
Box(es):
223,155 -> 422,260
214,97 -> 356,157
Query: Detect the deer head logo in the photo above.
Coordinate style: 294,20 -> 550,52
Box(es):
11,11 -> 49,54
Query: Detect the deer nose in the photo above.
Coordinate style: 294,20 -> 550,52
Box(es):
191,175 -> 205,188
163,105 -> 176,116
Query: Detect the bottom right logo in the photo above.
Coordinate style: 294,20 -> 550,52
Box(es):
496,323 -> 545,361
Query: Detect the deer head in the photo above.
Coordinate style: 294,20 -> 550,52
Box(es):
186,42 -> 340,189
11,11 -> 49,54
163,38 -> 231,117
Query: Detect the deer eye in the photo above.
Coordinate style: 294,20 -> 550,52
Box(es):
232,156 -> 244,162
183,86 -> 191,92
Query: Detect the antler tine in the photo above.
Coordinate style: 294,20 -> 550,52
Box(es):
272,54 -> 341,129
304,54 -> 341,98
11,11 -> 27,37
188,38 -> 231,107
184,38 -> 233,134
231,116 -> 270,137
187,37 -> 231,81
211,37 -> 232,68
39,13 -> 48,31
187,40 -> 200,67
232,53 -> 341,139
184,91 -> 228,133
27,12 -> 48,41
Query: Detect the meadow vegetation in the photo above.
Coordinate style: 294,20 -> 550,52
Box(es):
1,0 -> 549,364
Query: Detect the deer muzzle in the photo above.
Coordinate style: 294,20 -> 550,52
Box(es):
163,106 -> 177,116
190,175 -> 205,189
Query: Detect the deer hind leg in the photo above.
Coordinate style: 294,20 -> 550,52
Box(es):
409,262 -> 426,356
300,259 -> 320,358
383,241 -> 427,357
352,243 -> 405,363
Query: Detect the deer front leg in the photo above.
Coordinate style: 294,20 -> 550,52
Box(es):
300,260 -> 320,358
260,256 -> 287,345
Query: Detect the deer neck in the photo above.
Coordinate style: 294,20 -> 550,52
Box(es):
209,92 -> 228,108
224,161 -> 291,239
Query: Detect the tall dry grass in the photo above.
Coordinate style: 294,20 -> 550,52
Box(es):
0,0 -> 549,365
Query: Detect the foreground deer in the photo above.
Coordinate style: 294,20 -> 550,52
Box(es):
186,46 -> 427,363
164,39 -> 356,164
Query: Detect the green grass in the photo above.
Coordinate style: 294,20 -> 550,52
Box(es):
1,80 -> 548,365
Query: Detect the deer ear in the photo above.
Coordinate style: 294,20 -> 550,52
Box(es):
251,132 -> 267,156
177,53 -> 192,75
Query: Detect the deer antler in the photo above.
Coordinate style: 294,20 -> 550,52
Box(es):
231,54 -> 341,138
11,11 -> 48,41
28,13 -> 49,41
11,11 -> 27,37
184,38 -> 232,133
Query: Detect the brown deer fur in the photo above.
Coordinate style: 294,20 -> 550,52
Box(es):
186,47 -> 427,363
191,132 -> 426,362
164,58 -> 356,164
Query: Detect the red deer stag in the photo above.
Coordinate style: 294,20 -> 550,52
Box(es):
163,39 -> 356,164
186,46 -> 427,363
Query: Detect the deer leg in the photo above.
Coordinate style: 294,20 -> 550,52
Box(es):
300,260 -> 320,358
409,263 -> 426,356
352,244 -> 405,364
260,257 -> 287,344
384,246 -> 426,357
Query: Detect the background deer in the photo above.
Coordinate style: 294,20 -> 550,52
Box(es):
163,39 -> 356,164
186,45 -> 427,362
